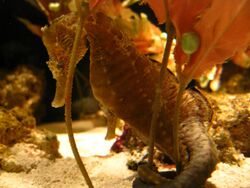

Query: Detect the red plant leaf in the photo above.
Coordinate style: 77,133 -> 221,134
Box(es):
143,0 -> 166,23
168,0 -> 211,70
168,0 -> 211,36
145,0 -> 250,80
179,0 -> 250,79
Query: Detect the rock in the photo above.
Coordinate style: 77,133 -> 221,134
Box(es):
206,92 -> 250,164
0,143 -> 50,172
0,65 -> 44,112
0,107 -> 31,145
0,107 -> 60,172
23,129 -> 61,158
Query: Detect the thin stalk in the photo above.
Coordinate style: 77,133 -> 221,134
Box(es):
172,83 -> 185,173
64,0 -> 94,187
173,54 -> 190,174
148,0 -> 174,167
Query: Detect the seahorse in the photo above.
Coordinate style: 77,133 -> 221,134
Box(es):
85,12 -> 218,188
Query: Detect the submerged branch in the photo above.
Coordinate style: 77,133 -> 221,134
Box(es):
172,84 -> 185,173
148,0 -> 175,167
64,0 -> 94,187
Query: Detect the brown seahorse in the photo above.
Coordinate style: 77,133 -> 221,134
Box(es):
85,12 -> 218,188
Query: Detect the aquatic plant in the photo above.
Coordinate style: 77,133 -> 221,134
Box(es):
35,0 -> 250,187
145,0 -> 250,171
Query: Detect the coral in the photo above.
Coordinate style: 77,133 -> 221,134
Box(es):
220,65 -> 250,94
0,143 -> 51,172
0,107 -> 60,172
207,92 -> 250,162
0,64 -> 60,172
0,65 -> 44,172
0,108 -> 31,145
0,66 -> 44,112
23,128 -> 61,159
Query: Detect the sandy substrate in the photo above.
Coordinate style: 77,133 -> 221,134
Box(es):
0,121 -> 249,188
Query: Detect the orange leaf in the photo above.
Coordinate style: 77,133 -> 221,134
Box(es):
168,0 -> 211,36
169,0 -> 212,75
142,0 -> 212,73
181,0 -> 250,78
143,0 -> 166,23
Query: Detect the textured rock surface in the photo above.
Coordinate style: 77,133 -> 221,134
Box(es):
206,92 -> 250,163
0,66 -> 44,112
0,108 -> 60,172
0,107 -> 33,145
0,127 -> 249,188
0,143 -> 51,172
0,65 -> 60,172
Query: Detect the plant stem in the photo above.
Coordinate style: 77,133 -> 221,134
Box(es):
148,0 -> 174,167
64,0 -> 94,187
172,83 -> 185,173
173,54 -> 190,173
